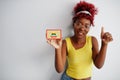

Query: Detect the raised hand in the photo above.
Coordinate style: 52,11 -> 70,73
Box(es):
101,27 -> 113,44
47,39 -> 62,49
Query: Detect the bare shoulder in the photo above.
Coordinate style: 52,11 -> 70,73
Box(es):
62,39 -> 67,49
62,39 -> 67,45
62,39 -> 66,43
62,39 -> 68,55
91,36 -> 99,49
91,36 -> 97,41
91,36 -> 99,61
91,36 -> 98,45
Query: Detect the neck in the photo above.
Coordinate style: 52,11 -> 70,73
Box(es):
72,36 -> 86,44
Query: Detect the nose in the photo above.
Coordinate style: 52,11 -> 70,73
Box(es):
79,26 -> 85,31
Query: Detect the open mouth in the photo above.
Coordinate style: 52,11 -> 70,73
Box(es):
78,32 -> 84,36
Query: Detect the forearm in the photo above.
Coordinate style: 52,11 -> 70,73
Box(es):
55,48 -> 64,73
94,42 -> 108,69
93,27 -> 113,69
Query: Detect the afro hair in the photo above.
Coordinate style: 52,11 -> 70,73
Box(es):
73,1 -> 98,26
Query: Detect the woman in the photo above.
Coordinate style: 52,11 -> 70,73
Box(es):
47,1 -> 113,80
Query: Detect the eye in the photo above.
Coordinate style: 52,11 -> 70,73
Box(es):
79,23 -> 82,26
76,22 -> 81,26
76,23 -> 79,26
85,25 -> 91,29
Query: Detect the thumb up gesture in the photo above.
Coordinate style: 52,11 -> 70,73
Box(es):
101,27 -> 113,44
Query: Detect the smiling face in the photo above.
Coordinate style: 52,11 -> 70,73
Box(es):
73,18 -> 91,39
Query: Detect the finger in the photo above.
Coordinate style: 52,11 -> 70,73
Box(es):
101,27 -> 104,38
47,39 -> 51,44
102,35 -> 113,43
51,39 -> 56,44
106,34 -> 113,42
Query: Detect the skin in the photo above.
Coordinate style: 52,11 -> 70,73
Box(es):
47,18 -> 113,80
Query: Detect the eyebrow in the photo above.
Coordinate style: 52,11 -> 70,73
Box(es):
76,21 -> 91,25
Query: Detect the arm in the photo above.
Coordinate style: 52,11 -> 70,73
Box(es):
92,36 -> 108,69
47,39 -> 67,73
55,40 -> 67,73
92,27 -> 113,69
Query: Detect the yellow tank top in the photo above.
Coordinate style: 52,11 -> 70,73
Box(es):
65,36 -> 93,79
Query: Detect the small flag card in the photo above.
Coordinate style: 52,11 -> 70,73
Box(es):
46,29 -> 62,39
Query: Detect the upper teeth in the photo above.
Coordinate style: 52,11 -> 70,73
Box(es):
79,32 -> 83,34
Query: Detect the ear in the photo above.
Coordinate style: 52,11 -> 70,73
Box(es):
73,22 -> 75,27
72,17 -> 77,27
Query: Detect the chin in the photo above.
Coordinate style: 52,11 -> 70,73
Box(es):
77,35 -> 84,39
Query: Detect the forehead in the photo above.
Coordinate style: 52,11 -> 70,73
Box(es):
76,18 -> 91,24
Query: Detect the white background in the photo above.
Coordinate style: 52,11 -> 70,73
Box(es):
0,0 -> 120,80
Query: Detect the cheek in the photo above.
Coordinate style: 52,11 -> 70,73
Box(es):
73,28 -> 78,35
74,28 -> 77,33
85,29 -> 90,33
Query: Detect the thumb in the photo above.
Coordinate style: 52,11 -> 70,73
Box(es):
101,27 -> 104,39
